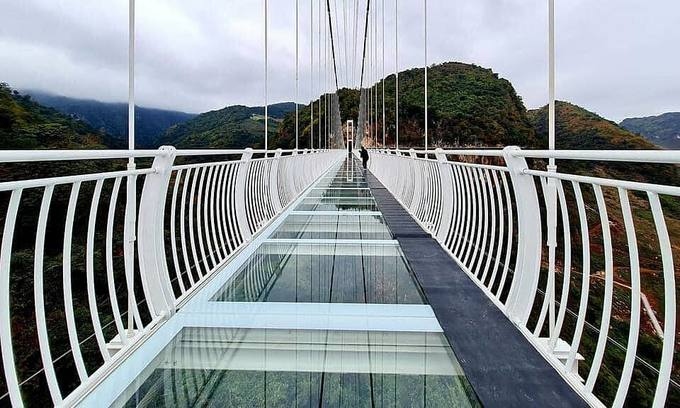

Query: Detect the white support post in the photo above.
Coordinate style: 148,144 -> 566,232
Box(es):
235,148 -> 254,242
434,148 -> 454,243
546,0 -> 558,338
125,0 -> 137,333
502,146 -> 542,325
137,146 -> 177,318
269,149 -> 284,212
408,149 -> 422,214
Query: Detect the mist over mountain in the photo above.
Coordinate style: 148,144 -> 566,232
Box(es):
25,90 -> 196,148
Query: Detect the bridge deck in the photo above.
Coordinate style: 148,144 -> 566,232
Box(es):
365,169 -> 588,408
76,158 -> 585,407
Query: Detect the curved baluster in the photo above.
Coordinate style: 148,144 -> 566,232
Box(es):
612,188 -> 641,407
86,179 -> 110,360
62,181 -> 89,381
0,189 -> 23,408
566,181 -> 590,373
585,184 -> 614,391
34,185 -> 63,403
648,192 -> 676,408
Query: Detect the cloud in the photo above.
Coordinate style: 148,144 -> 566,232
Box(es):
0,0 -> 678,121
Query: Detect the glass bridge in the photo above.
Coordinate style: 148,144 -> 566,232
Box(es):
78,159 -> 480,407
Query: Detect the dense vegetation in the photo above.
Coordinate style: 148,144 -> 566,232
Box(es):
275,90 -> 351,150
26,91 -> 196,148
360,62 -> 536,148
160,102 -> 296,149
0,83 -> 132,406
0,84 -> 110,150
620,112 -> 680,149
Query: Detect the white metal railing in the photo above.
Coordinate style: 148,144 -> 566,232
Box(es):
0,146 -> 343,407
368,147 -> 679,408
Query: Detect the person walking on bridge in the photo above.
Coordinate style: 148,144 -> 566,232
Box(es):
360,146 -> 369,170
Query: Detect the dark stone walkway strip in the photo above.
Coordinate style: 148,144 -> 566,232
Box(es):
365,170 -> 588,408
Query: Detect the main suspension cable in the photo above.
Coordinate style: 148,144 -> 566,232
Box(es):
359,0 -> 371,89
325,0 -> 340,90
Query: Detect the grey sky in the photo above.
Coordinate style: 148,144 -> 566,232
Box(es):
0,0 -> 678,122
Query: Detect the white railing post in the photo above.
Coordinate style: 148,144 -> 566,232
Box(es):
137,146 -> 177,318
434,148 -> 454,243
124,162 -> 138,332
235,148 -> 254,242
502,146 -> 542,325
408,148 -> 421,212
269,148 -> 284,212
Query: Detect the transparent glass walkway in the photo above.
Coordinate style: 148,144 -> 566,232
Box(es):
82,159 -> 481,407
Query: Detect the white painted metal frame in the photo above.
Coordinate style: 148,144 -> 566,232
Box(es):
368,147 -> 680,408
0,147 -> 343,407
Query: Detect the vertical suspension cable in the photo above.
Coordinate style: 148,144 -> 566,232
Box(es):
325,10 -> 329,147
373,0 -> 378,145
381,0 -> 385,147
128,0 -> 135,156
295,0 -> 299,150
549,0 -> 556,159
395,0 -> 399,150
424,0 -> 428,151
318,0 -> 322,148
367,8 -> 371,146
310,0 -> 314,149
264,0 -> 269,150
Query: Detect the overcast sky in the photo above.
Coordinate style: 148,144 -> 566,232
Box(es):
0,0 -> 678,122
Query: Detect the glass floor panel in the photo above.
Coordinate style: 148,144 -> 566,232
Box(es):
315,179 -> 369,188
307,188 -> 373,198
212,242 -> 424,304
118,328 -> 481,408
270,214 -> 392,240
295,197 -> 379,212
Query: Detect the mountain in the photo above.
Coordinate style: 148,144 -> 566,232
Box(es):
0,83 -> 110,150
527,101 -> 659,150
276,62 -> 537,149
526,101 -> 679,185
160,102 -> 296,149
620,112 -> 680,149
26,90 -> 196,148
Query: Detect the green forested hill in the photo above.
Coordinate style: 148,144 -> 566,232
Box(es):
26,91 -> 196,148
160,102 -> 296,149
0,83 -> 111,150
526,101 -> 679,186
620,112 -> 680,149
276,62 -> 537,149
528,101 -> 659,150
388,62 -> 536,147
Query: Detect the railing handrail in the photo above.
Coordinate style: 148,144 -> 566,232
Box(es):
383,147 -> 680,164
368,146 -> 678,407
0,148 -> 336,164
